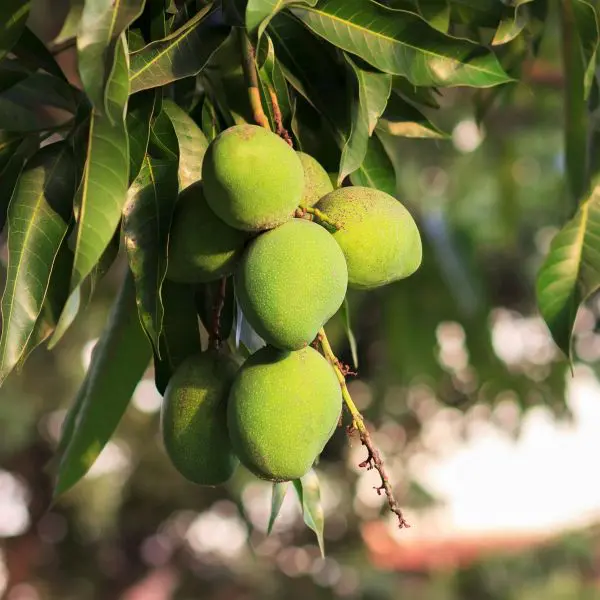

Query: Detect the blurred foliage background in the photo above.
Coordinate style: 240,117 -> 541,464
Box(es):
2,1 -> 600,599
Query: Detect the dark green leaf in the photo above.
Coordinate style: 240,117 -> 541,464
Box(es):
389,0 -> 450,33
340,298 -> 358,368
127,92 -> 157,183
267,482 -> 289,534
13,27 -> 68,81
246,0 -> 317,40
201,96 -> 220,141
0,144 -> 76,384
257,34 -> 292,127
573,0 -> 599,99
349,133 -> 396,195
392,76 -> 441,109
163,99 -> 208,189
292,0 -> 512,87
154,280 -> 201,394
54,272 -> 152,498
196,278 -> 235,341
0,1 -> 31,60
293,470 -> 325,557
71,36 -> 130,291
537,185 -> 600,357
339,55 -> 391,183
129,4 -> 228,93
122,154 -> 179,352
77,0 -> 145,119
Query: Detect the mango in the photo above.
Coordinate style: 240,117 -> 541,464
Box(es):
297,151 -> 333,207
316,187 -> 422,289
235,219 -> 348,349
161,351 -> 238,485
202,124 -> 304,231
166,182 -> 249,283
227,346 -> 341,481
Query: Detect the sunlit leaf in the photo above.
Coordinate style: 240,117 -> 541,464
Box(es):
267,482 -> 289,534
293,470 -> 325,557
246,0 -> 317,40
492,0 -> 533,46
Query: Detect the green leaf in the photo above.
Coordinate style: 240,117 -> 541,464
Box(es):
127,92 -> 157,183
154,280 -> 201,395
201,96 -> 220,141
536,185 -> 600,357
573,0 -> 599,100
339,55 -> 391,184
389,0 -> 450,33
13,27 -> 68,81
292,0 -> 512,87
492,0 -> 533,46
54,272 -> 152,498
293,470 -> 325,557
267,482 -> 289,534
162,99 -> 208,190
54,0 -> 84,44
0,144 -> 76,385
122,154 -> 179,353
377,92 -> 448,139
246,0 -> 317,40
77,0 -> 145,119
257,34 -> 292,127
71,35 -> 130,292
0,1 -> 31,60
349,133 -> 396,195
129,4 -> 228,93
340,298 -> 358,369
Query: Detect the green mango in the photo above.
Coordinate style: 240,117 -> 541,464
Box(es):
297,151 -> 333,207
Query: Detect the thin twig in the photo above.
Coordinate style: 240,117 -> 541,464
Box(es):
209,277 -> 228,349
295,206 -> 340,232
238,29 -> 271,131
318,328 -> 410,529
268,87 -> 293,146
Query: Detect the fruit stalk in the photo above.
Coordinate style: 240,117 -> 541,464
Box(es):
238,29 -> 271,132
318,328 -> 410,529
268,87 -> 293,147
209,276 -> 228,349
295,206 -> 340,232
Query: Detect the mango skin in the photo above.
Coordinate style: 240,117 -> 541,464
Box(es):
316,187 -> 422,289
202,125 -> 304,231
166,182 -> 249,283
297,152 -> 334,207
161,351 -> 239,485
235,219 -> 348,350
227,346 -> 342,482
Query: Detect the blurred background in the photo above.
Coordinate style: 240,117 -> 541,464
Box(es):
3,2 -> 600,599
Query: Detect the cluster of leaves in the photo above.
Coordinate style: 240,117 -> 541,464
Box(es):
0,0 -> 597,548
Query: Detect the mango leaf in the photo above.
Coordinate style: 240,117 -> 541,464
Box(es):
292,0 -> 512,87
54,0 -> 84,44
340,298 -> 358,368
77,0 -> 145,120
246,0 -> 317,40
201,96 -> 220,141
122,155 -> 179,353
393,76 -> 441,109
154,280 -> 201,394
0,144 -> 76,385
492,0 -> 533,46
127,92 -> 157,183
257,34 -> 292,128
293,470 -> 325,557
537,185 -> 600,357
162,99 -> 208,189
389,0 -> 450,33
349,133 -> 396,195
54,272 -> 152,498
71,35 -> 130,292
13,27 -> 68,81
267,482 -> 289,534
377,92 -> 448,139
0,1 -> 31,60
129,4 -> 228,93
339,55 -> 391,184
572,0 -> 599,99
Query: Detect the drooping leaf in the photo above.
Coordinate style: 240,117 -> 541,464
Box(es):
13,27 -> 68,81
536,185 -> 600,357
127,92 -> 157,183
154,280 -> 201,395
377,92 -> 448,139
77,0 -> 145,119
292,0 -> 512,87
349,133 -> 396,195
571,0 -> 598,99
71,35 -> 130,292
492,0 -> 534,46
162,99 -> 208,189
129,4 -> 229,93
0,0 -> 31,61
122,154 -> 179,353
267,482 -> 289,535
246,0 -> 317,40
293,470 -> 325,557
201,96 -> 220,141
339,55 -> 391,184
54,272 -> 152,498
340,298 -> 358,369
0,144 -> 76,385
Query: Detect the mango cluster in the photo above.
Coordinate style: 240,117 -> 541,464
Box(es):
161,124 -> 422,485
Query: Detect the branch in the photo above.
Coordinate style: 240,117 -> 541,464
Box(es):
209,277 -> 227,349
317,328 -> 410,529
295,206 -> 340,232
238,29 -> 271,131
268,87 -> 293,146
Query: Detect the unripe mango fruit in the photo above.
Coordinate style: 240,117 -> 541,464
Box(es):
161,351 -> 238,485
202,124 -> 304,231
227,346 -> 342,481
235,219 -> 348,350
297,151 -> 333,207
316,187 -> 422,289
166,182 -> 249,283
